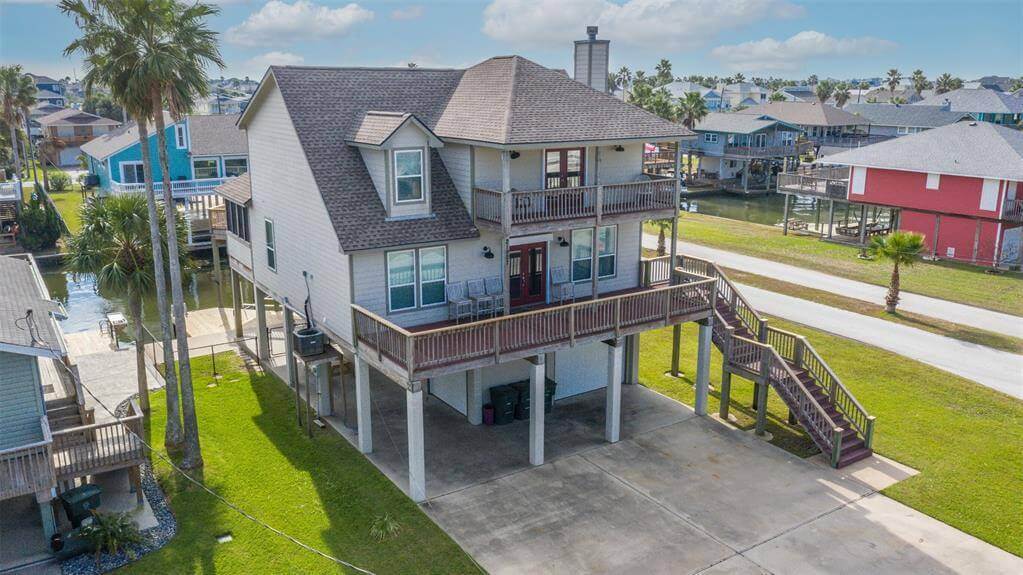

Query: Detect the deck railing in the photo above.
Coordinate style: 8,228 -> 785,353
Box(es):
210,204 -> 227,230
353,275 -> 715,380
0,181 -> 21,202
1004,198 -> 1023,222
0,417 -> 54,501
722,143 -> 810,158
109,177 -> 228,198
50,399 -> 145,481
473,177 -> 677,229
776,166 -> 850,199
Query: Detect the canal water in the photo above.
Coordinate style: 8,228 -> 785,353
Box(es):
680,192 -> 824,227
39,256 -> 233,336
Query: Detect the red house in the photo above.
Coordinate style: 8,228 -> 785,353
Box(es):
820,122 -> 1022,267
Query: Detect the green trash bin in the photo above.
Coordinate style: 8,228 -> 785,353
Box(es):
510,380 -> 530,420
544,378 -> 558,413
489,385 -> 517,425
59,484 -> 102,528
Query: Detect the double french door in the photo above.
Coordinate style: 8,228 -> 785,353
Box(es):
508,242 -> 546,307
545,148 -> 585,189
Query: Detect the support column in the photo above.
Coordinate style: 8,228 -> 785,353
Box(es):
283,308 -> 297,388
255,287 -> 270,362
858,204 -> 868,245
605,340 -> 623,443
718,371 -> 732,420
782,194 -> 791,235
670,325 -> 682,377
695,319 -> 712,416
624,334 -> 640,385
354,355 -> 372,454
314,362 -> 332,417
528,356 -> 545,465
407,384 -> 426,503
36,491 -> 56,538
230,270 -> 243,338
211,239 -> 222,300
932,215 -> 942,257
827,199 -> 835,239
466,368 -> 483,425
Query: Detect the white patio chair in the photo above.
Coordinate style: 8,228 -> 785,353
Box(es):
446,282 -> 474,323
551,266 -> 575,304
467,278 -> 497,319
484,276 -> 505,315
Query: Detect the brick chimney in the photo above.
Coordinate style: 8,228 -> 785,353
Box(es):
574,26 -> 610,93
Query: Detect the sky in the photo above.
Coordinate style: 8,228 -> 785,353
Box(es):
1,0 -> 1020,84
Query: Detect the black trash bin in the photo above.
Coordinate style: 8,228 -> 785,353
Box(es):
59,484 -> 102,528
544,378 -> 558,413
489,385 -> 517,425
510,380 -> 530,420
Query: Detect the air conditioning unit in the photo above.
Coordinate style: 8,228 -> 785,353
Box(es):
292,327 -> 325,357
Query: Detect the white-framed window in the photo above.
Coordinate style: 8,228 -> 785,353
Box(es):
174,124 -> 187,149
980,179 -> 1000,211
120,161 -> 145,184
264,218 -> 277,271
571,225 -> 617,282
193,158 -> 220,180
703,133 -> 718,143
780,131 -> 794,145
418,246 -> 447,307
393,149 -> 424,203
387,250 -> 418,312
223,157 -> 248,177
926,173 -> 941,190
897,126 -> 909,135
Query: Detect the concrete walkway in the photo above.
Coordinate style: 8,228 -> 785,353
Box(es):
737,284 -> 1023,399
642,234 -> 1023,338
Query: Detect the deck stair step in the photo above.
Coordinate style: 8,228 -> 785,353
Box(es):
49,414 -> 85,431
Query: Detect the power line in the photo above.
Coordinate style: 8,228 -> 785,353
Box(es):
50,355 -> 377,575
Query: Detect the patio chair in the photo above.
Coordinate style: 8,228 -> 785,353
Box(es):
446,282 -> 474,323
467,278 -> 497,319
550,266 -> 575,304
484,276 -> 505,315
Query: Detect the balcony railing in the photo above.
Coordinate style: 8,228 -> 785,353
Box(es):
0,181 -> 20,203
210,204 -> 227,230
0,417 -> 55,501
473,177 -> 677,231
352,274 -> 716,381
722,142 -> 812,158
1003,198 -> 1023,222
50,399 -> 145,481
776,166 -> 850,199
110,177 -> 228,199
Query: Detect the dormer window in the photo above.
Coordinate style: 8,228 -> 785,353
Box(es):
394,149 -> 424,203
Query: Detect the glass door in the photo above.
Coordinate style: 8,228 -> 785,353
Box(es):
508,242 -> 547,307
545,148 -> 585,189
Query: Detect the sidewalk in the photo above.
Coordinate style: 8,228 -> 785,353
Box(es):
643,234 -> 1023,338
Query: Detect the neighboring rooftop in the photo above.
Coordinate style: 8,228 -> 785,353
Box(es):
915,88 -> 1023,115
80,111 -> 175,160
844,104 -> 975,128
663,81 -> 717,99
0,255 -> 64,359
215,172 -> 251,205
37,108 -> 120,127
737,101 -> 868,127
250,56 -> 693,251
186,113 -> 247,156
693,112 -> 797,134
27,73 -> 59,84
824,121 -> 1023,181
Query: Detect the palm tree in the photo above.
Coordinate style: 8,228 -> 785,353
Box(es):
654,59 -> 673,87
36,136 -> 67,192
651,219 -> 672,256
676,92 -> 708,129
616,66 -> 632,96
66,194 -> 188,413
833,83 -> 851,108
806,74 -> 818,86
815,80 -> 835,104
910,69 -> 928,97
1010,76 -> 1023,93
769,91 -> 787,102
1,65 -> 35,185
62,0 -> 183,445
934,73 -> 962,94
733,72 -> 745,84
886,68 -> 902,97
857,81 -> 870,103
867,231 -> 925,313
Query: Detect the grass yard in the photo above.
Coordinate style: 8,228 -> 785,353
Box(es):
131,352 -> 477,574
645,212 -> 1023,316
639,320 -> 1023,557
21,161 -> 86,234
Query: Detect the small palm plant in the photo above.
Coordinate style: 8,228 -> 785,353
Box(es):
370,513 -> 402,541
651,219 -> 673,256
867,231 -> 925,313
79,510 -> 144,568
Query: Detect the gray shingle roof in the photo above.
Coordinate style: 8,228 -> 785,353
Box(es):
80,111 -> 174,160
344,111 -> 442,147
915,88 -> 1023,115
823,121 -> 1023,181
0,255 -> 64,358
259,56 -> 691,251
737,101 -> 868,127
186,114 -> 247,156
38,108 -> 120,127
693,113 -> 793,134
844,104 -> 975,128
215,173 -> 251,205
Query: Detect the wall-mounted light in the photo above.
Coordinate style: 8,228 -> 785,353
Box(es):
557,236 -> 569,247
613,145 -> 625,152
510,151 -> 520,159
482,246 -> 495,259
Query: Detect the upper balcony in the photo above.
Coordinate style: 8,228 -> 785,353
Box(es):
1003,198 -> 1023,222
109,177 -> 228,199
472,176 -> 678,235
776,166 -> 850,199
721,141 -> 813,158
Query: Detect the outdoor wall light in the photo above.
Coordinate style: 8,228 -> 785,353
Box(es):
482,246 -> 495,259
557,236 -> 569,247
510,151 -> 521,159
613,145 -> 625,152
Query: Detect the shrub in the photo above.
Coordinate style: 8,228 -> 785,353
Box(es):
79,510 -> 144,568
18,195 -> 62,251
369,513 -> 402,541
49,172 -> 71,193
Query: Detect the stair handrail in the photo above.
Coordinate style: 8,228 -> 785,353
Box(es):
799,337 -> 875,448
680,255 -> 766,339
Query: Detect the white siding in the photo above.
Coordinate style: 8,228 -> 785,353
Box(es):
437,143 -> 472,209
244,79 -> 353,342
554,341 -> 610,398
226,234 -> 253,279
430,371 -> 467,414
594,143 -> 643,184
0,352 -> 45,449
549,220 -> 642,299
359,148 -> 388,207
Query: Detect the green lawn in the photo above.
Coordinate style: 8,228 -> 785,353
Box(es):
646,212 -> 1023,316
639,321 -> 1023,557
132,352 -> 477,574
22,161 -> 86,234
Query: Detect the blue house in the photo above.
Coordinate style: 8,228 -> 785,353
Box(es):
27,74 -> 66,107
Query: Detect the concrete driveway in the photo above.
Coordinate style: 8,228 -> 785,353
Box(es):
420,389 -> 1022,574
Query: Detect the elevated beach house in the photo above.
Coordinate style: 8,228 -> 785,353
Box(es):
844,103 -> 974,137
736,101 -> 877,152
778,121 -> 1023,267
915,87 -> 1023,126
36,108 -> 121,167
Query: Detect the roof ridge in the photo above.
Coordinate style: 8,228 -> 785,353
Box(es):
500,56 -> 521,144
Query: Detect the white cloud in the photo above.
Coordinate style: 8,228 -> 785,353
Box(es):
226,1 -> 374,47
481,0 -> 804,50
245,50 -> 305,71
390,5 -> 424,21
711,30 -> 897,72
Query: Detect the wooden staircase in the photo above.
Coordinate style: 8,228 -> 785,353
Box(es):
677,255 -> 875,468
